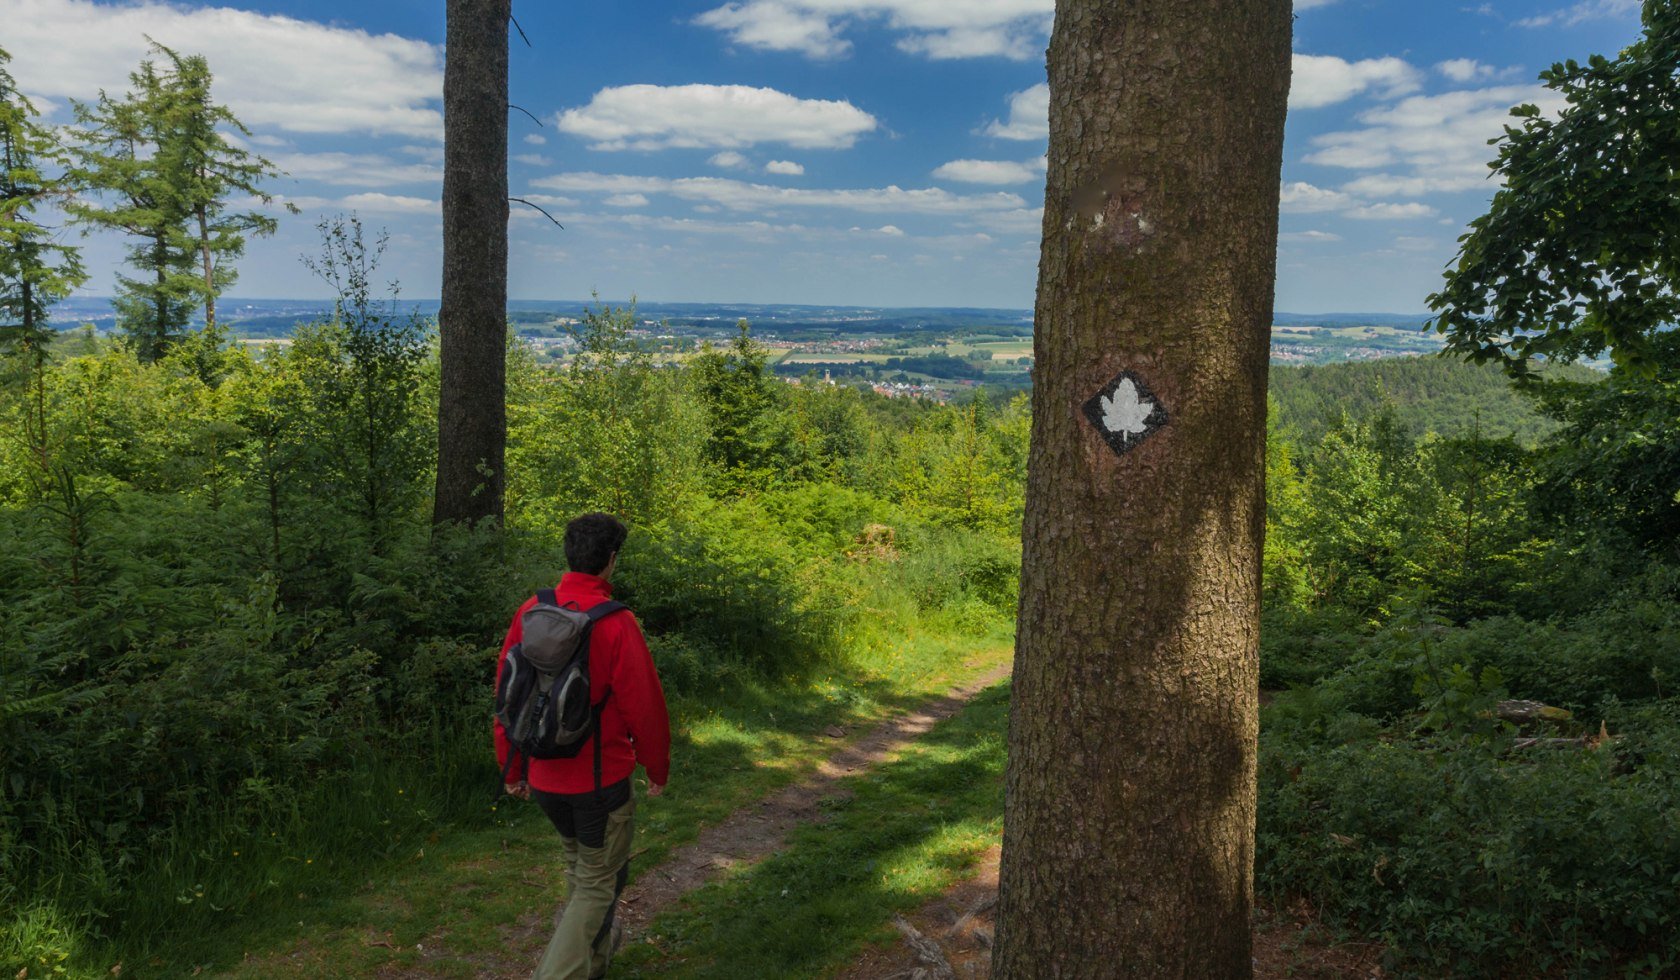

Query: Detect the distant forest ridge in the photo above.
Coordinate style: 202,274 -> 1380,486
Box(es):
1270,356 -> 1603,447
48,296 -> 1432,337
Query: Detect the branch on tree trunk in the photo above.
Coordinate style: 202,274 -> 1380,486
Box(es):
509,14 -> 531,46
509,103 -> 544,127
509,197 -> 563,229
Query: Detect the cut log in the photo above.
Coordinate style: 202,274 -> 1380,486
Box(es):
1495,700 -> 1573,724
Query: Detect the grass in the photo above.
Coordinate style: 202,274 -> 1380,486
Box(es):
29,627 -> 1013,979
613,682 -> 1011,978
969,341 -> 1033,359
5,719 -> 499,978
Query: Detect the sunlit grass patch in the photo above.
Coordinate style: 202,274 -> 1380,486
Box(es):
615,682 -> 1010,979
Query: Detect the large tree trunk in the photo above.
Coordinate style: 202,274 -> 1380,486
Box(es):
991,1 -> 1290,976
434,0 -> 509,528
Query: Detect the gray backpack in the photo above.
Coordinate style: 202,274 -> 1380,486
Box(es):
495,589 -> 626,787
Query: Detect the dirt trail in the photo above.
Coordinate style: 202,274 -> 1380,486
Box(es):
480,661 -> 1015,978
834,848 -> 1387,980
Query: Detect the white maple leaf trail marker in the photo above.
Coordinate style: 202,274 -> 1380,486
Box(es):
1100,377 -> 1153,440
1082,370 -> 1168,456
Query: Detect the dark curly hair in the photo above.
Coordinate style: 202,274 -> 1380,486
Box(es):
564,512 -> 628,575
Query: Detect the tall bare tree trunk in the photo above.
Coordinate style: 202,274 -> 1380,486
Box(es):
991,1 -> 1290,976
434,0 -> 509,528
197,205 -> 215,333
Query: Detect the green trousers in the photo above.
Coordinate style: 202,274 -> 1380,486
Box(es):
533,793 -> 635,980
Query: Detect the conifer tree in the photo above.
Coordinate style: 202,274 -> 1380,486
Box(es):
67,44 -> 283,360
0,46 -> 86,463
150,43 -> 287,338
67,57 -> 193,360
692,321 -> 779,487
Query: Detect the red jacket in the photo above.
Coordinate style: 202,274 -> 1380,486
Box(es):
494,572 -> 671,793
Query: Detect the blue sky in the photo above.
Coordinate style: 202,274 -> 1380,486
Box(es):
3,0 -> 1652,312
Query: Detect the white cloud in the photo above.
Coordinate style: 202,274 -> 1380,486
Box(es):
932,159 -> 1043,184
709,150 -> 751,169
269,151 -> 441,188
896,24 -> 1040,60
765,159 -> 805,175
984,83 -> 1048,141
1279,181 -> 1432,221
1279,230 -> 1343,243
1435,58 -> 1498,83
524,133 -> 548,146
340,192 -> 437,214
875,224 -> 906,236
1290,55 -> 1421,109
966,206 -> 1043,235
694,0 -> 1053,62
1306,85 -> 1564,191
556,84 -> 878,151
695,1 -> 852,58
1339,173 -> 1490,197
535,173 -> 668,195
545,211 -> 816,244
1345,202 -> 1438,220
4,0 -> 442,137
513,154 -> 551,167
532,171 -> 1027,217
1516,0 -> 1639,28
515,193 -> 578,208
282,192 -> 436,214
604,194 -> 651,208
1279,181 -> 1353,214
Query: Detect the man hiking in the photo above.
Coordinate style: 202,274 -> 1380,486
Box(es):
494,512 -> 671,980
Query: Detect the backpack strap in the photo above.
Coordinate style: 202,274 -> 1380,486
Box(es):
582,601 -> 625,793
584,600 -> 626,623
536,588 -> 558,606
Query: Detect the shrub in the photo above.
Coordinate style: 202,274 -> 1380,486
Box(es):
617,499 -> 851,678
1259,708 -> 1680,977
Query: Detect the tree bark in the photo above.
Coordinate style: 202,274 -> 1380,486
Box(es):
434,0 -> 510,528
991,1 -> 1290,977
198,205 -> 215,333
